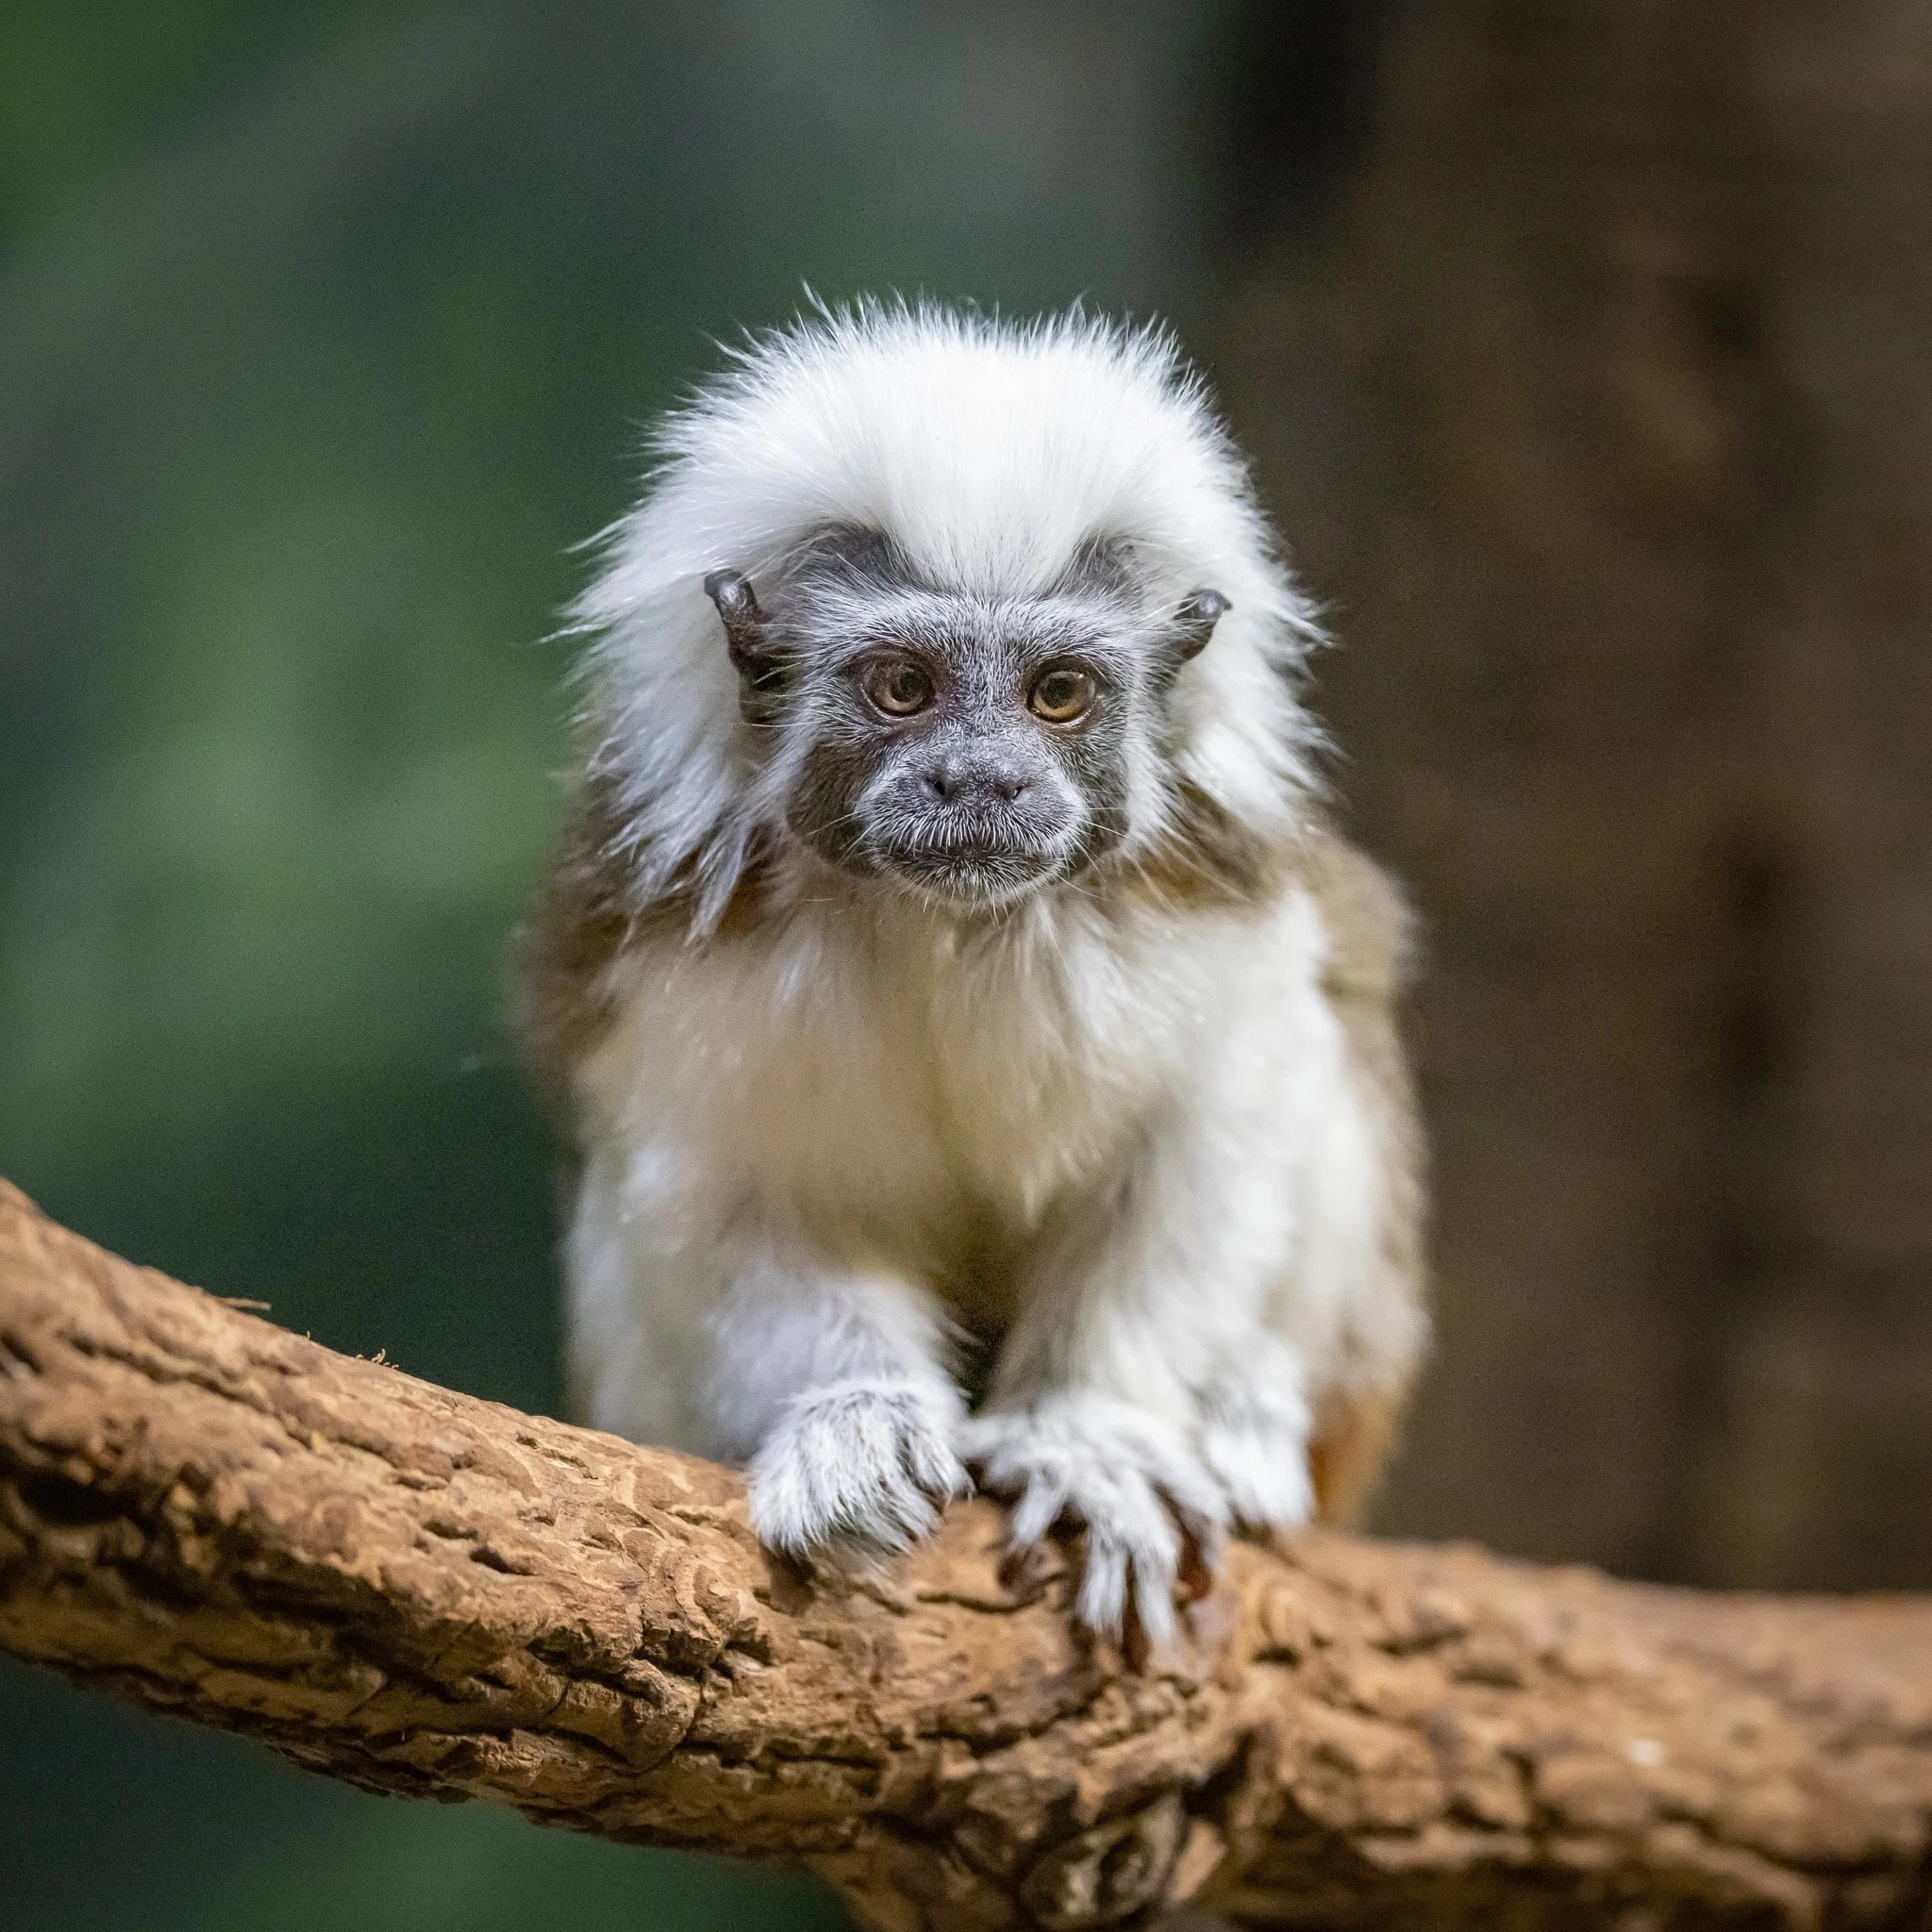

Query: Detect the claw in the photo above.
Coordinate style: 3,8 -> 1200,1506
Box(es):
1175,1522 -> 1215,1604
997,1541 -> 1054,1596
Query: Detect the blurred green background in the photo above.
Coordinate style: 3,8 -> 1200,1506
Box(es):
0,4 -> 1241,1925
8,2 -> 1932,1926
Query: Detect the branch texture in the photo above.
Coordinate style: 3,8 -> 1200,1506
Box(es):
1,1179 -> 1928,1930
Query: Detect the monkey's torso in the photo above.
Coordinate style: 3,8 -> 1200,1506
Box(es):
533,820 -> 1424,1528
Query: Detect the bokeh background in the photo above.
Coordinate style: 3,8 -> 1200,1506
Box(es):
3,4 -> 1927,1926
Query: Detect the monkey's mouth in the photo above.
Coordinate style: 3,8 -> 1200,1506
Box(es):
873,835 -> 1067,908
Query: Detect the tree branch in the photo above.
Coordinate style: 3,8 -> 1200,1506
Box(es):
1,1179 -> 1927,1930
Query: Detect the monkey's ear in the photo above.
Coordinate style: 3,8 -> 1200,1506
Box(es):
704,570 -> 787,698
1166,588 -> 1230,670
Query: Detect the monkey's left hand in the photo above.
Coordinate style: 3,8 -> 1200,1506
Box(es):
958,1391 -> 1226,1647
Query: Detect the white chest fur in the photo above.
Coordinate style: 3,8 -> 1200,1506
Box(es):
576,884 -> 1327,1302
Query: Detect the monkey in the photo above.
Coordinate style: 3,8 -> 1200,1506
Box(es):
517,302 -> 1426,1646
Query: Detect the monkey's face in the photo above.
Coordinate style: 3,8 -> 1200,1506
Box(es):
789,604 -> 1123,910
709,545 -> 1225,913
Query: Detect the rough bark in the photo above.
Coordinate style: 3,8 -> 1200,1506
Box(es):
2,1178 -> 1928,1931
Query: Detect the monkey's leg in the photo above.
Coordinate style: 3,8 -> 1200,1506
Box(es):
1307,1384 -> 1407,1525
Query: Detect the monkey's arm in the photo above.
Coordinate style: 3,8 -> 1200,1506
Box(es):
568,1155 -> 969,1558
965,871 -> 1424,1643
712,1257 -> 970,1557
961,1071 -> 1309,1643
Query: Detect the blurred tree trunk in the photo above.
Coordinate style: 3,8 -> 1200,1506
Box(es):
1215,0 -> 1932,1591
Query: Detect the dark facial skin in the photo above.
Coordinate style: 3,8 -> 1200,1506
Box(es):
706,536 -> 1225,911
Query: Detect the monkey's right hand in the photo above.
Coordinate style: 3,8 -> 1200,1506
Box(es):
746,1377 -> 969,1559
958,1391 -> 1225,1651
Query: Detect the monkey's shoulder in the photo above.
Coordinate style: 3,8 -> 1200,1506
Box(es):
511,779 -> 755,1116
1291,824 -> 1416,1007
1110,786 -> 1412,1004
513,803 -> 629,1118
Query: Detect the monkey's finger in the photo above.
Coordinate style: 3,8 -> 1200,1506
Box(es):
902,1424 -> 971,1507
1075,1531 -> 1135,1638
835,1399 -> 941,1548
1074,1467 -> 1184,1640
1076,1494 -> 1180,1642
1008,1470 -> 1073,1549
1151,1453 -> 1228,1545
1124,1540 -> 1180,1650
1197,1411 -> 1315,1532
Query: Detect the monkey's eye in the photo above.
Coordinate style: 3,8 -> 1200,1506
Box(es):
1027,666 -> 1095,725
862,657 -> 935,718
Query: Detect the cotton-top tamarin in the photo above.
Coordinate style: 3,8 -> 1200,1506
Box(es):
519,303 -> 1425,1645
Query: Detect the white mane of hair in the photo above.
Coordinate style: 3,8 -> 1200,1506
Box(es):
570,299 -> 1324,929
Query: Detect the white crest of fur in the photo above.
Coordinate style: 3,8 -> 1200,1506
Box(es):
571,300 -> 1322,926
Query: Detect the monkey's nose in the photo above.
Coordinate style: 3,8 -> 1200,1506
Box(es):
924,751 -> 1030,805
